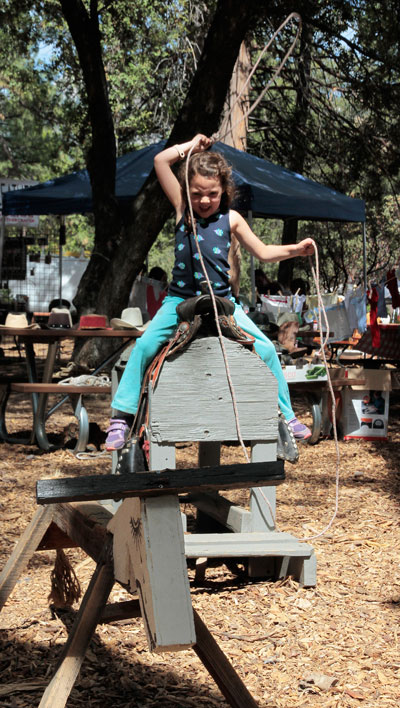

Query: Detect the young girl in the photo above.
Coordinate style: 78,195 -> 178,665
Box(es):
106,134 -> 314,450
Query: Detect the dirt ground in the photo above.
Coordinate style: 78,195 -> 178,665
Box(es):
1,360 -> 400,707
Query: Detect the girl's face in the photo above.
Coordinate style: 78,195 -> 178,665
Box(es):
188,174 -> 223,218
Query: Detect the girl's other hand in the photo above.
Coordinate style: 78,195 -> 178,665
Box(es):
296,238 -> 315,257
192,134 -> 212,153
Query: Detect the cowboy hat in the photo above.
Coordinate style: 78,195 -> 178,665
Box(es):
77,314 -> 108,329
0,312 -> 40,330
110,307 -> 149,332
47,308 -> 73,329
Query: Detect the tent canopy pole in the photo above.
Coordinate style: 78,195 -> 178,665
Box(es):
247,211 -> 256,308
0,215 -> 5,283
362,222 -> 367,291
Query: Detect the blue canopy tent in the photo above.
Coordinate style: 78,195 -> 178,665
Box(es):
3,140 -> 365,222
2,141 -> 366,304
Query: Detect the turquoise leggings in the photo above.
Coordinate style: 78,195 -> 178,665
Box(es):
111,294 -> 294,421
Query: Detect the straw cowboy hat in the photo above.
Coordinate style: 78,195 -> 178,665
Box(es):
0,312 -> 39,329
110,307 -> 149,333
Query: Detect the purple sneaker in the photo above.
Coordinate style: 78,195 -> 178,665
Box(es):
288,417 -> 312,441
105,418 -> 130,451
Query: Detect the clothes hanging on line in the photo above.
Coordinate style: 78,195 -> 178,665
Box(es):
386,268 -> 400,308
367,286 -> 380,348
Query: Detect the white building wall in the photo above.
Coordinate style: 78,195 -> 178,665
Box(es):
7,255 -> 88,312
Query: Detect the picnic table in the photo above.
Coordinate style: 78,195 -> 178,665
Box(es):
0,327 -> 138,452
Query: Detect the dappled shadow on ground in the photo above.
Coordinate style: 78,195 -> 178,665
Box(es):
0,629 -> 227,708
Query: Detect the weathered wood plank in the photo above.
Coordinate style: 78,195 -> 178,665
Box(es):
36,461 -> 285,505
149,337 -> 278,443
0,505 -> 54,610
48,503 -> 112,563
36,522 -> 79,551
99,598 -> 141,624
184,532 -> 314,558
249,486 -> 276,532
276,552 -> 317,587
108,496 -> 196,652
11,383 -> 111,394
189,492 -> 253,533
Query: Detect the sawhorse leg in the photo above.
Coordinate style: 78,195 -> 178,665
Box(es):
193,610 -> 259,708
47,594 -> 260,708
0,505 -> 54,611
39,540 -> 115,708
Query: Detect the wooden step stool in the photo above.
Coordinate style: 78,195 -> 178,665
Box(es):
131,335 -> 316,586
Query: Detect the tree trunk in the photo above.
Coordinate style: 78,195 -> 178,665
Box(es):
278,22 -> 312,289
219,42 -> 252,298
65,0 -> 265,365
95,1 -> 263,317
60,0 -> 122,315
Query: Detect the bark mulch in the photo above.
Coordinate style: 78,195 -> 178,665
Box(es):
1,384 -> 400,707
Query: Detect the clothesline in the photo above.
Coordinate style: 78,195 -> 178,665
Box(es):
366,264 -> 400,289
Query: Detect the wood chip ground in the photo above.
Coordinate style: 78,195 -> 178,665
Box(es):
1,370 -> 400,707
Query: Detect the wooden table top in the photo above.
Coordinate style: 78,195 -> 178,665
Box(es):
0,327 -> 141,340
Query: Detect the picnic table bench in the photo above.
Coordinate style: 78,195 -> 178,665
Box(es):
0,379 -> 112,453
0,327 -> 137,452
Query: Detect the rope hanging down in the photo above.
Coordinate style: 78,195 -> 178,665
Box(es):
301,241 -> 340,541
184,143 -> 251,462
183,12 -> 341,540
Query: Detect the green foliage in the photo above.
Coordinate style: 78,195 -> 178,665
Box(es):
63,214 -> 95,255
0,30 -> 73,179
1,0 -> 210,175
1,0 -> 400,295
241,1 -> 400,291
1,0 -> 210,250
146,216 -> 176,279
26,0 -> 210,156
102,1 -> 209,149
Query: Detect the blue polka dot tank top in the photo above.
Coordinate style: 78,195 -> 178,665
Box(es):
168,210 -> 232,299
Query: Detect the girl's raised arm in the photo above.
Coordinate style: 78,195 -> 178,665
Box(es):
154,134 -> 211,219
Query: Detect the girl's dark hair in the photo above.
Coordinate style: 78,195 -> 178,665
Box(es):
178,150 -> 236,211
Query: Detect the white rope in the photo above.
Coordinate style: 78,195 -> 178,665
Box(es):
212,12 -> 302,144
299,239 -> 340,541
184,147 -> 284,532
181,15 -> 342,539
185,141 -> 251,463
182,13 -> 304,465
58,374 -> 111,386
69,449 -> 112,460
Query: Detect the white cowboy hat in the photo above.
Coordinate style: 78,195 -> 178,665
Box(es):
110,307 -> 149,332
0,312 -> 40,329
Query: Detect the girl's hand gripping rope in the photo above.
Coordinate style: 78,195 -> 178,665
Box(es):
190,134 -> 212,153
296,238 -> 315,258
